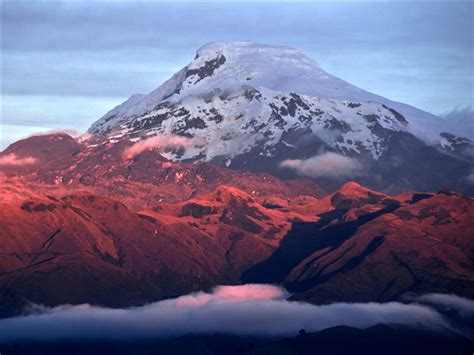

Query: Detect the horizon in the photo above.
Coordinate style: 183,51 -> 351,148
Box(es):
2,1 -> 473,150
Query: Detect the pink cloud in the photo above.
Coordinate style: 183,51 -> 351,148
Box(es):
123,134 -> 195,160
170,284 -> 287,308
213,284 -> 287,300
0,153 -> 37,167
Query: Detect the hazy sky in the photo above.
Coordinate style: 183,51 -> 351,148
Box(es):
1,0 -> 473,149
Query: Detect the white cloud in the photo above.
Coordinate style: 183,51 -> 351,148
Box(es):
280,152 -> 362,178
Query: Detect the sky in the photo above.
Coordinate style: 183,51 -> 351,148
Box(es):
1,0 -> 473,149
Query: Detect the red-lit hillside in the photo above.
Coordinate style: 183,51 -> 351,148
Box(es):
0,133 -> 473,317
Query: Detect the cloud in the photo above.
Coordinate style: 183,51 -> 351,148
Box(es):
416,293 -> 474,322
0,153 -> 37,167
414,293 -> 474,339
123,134 -> 196,160
0,124 -> 94,151
26,128 -> 83,139
164,284 -> 289,309
0,284 -> 471,343
440,105 -> 474,140
25,128 -> 93,144
466,172 -> 474,185
213,284 -> 288,300
442,105 -> 473,121
280,152 -> 362,178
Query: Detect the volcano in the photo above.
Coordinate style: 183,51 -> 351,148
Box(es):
88,41 -> 473,194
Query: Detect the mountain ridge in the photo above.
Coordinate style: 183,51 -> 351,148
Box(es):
0,132 -> 473,317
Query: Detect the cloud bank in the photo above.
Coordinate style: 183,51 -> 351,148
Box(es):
123,135 -> 195,160
0,153 -> 37,167
1,284 -> 472,343
280,152 -> 362,178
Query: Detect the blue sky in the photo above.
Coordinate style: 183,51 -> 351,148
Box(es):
1,0 -> 473,149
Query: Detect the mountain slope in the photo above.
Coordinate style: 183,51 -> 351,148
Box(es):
243,183 -> 474,303
1,173 -> 472,317
0,178 -> 317,316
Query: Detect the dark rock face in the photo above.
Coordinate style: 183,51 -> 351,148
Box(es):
382,104 -> 409,125
181,203 -> 217,218
347,102 -> 361,108
439,132 -> 474,160
366,129 -> 473,194
185,55 -> 226,84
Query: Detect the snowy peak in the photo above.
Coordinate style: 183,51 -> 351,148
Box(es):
175,41 -> 373,106
90,41 -> 448,138
89,41 -> 367,134
185,41 -> 327,92
195,41 -> 322,69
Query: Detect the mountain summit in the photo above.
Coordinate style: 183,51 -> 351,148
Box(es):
89,41 -> 473,194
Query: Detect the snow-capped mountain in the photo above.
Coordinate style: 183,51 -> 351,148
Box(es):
89,41 -> 473,194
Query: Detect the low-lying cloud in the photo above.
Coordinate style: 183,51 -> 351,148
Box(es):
280,152 -> 362,178
0,153 -> 37,166
123,134 -> 195,160
0,284 -> 472,343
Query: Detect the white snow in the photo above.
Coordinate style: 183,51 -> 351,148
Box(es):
108,85 -> 409,161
